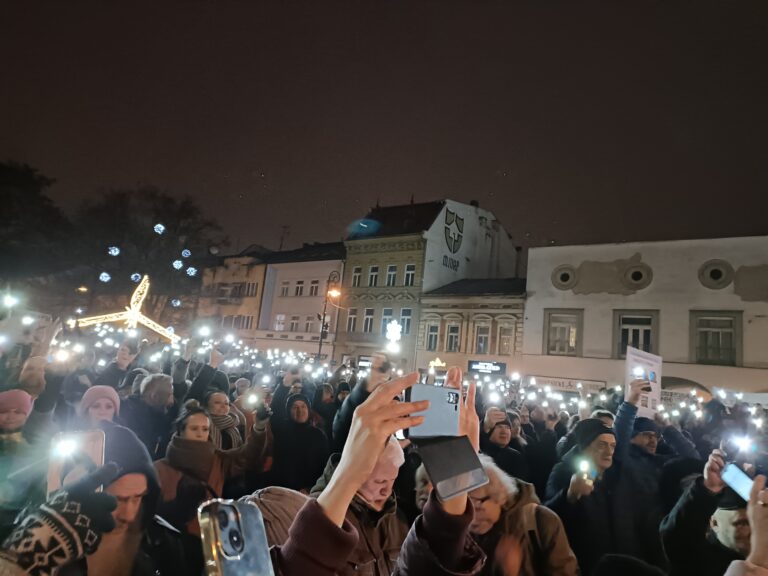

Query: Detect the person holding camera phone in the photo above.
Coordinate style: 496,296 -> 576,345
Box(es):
661,448 -> 751,576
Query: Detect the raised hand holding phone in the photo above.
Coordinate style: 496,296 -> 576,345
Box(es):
365,353 -> 392,393
483,407 -> 507,434
703,449 -> 727,494
746,475 -> 768,568
317,371 -> 424,527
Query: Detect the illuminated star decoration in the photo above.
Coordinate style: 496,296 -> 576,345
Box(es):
69,276 -> 180,343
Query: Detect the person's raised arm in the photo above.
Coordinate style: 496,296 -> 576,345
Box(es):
317,371 -> 424,526
613,379 -> 645,461
724,475 -> 768,576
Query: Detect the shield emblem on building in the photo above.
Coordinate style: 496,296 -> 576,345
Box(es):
444,209 -> 464,254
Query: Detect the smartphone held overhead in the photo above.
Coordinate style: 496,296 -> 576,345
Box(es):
404,383 -> 460,438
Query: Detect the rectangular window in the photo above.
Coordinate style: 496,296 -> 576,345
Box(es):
381,308 -> 393,334
245,282 -> 258,297
294,281 -> 304,297
280,282 -> 290,297
426,324 -> 439,351
363,308 -> 375,333
404,264 -> 416,287
368,266 -> 379,287
498,326 -> 515,355
475,325 -> 490,354
222,316 -> 234,328
386,265 -> 397,287
309,280 -> 319,296
245,316 -> 254,330
274,314 -> 285,331
347,308 -> 358,333
446,324 -> 461,352
305,315 -> 315,333
614,310 -> 659,358
289,315 -> 300,332
544,309 -> 583,356
691,311 -> 742,366
352,267 -> 362,287
400,308 -> 412,335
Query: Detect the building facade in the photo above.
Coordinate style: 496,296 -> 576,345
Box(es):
415,278 -> 526,378
197,255 -> 266,340
253,243 -> 345,358
521,236 -> 768,393
334,200 -> 519,370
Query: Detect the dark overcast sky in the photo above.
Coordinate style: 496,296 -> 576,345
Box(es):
2,1 -> 767,251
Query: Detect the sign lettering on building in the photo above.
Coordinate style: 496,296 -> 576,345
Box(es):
527,376 -> 606,394
468,361 -> 507,374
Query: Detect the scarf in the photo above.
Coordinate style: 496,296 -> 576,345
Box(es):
166,435 -> 216,481
208,413 -> 243,451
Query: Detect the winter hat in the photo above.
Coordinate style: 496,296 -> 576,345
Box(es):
336,382 -> 351,395
632,417 -> 660,438
79,385 -> 121,417
718,487 -> 748,511
0,389 -> 33,417
574,418 -> 615,451
101,421 -> 160,526
211,370 -> 230,394
286,393 -> 310,415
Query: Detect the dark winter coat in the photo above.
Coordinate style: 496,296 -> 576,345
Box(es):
660,475 -> 744,576
93,361 -> 128,389
545,402 -> 667,576
332,380 -> 369,452
480,433 -> 530,482
309,454 -> 410,576
269,417 -> 329,492
120,397 -> 173,460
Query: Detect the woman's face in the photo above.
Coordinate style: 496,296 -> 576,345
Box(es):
0,408 -> 28,431
88,399 -> 116,423
519,408 -> 530,425
207,393 -> 230,416
182,413 -> 210,441
469,484 -> 503,535
509,417 -> 522,438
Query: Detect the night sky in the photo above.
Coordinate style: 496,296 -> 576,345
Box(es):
2,1 -> 767,252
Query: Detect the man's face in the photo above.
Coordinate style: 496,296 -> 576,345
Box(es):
147,381 -> 173,411
0,408 -> 28,431
585,433 -> 617,472
509,418 -> 522,438
469,484 -> 503,535
290,400 -> 309,424
489,424 -> 512,448
107,473 -> 148,535
519,408 -> 530,425
116,345 -> 136,368
357,458 -> 399,511
711,508 -> 751,555
631,431 -> 659,455
207,393 -> 230,416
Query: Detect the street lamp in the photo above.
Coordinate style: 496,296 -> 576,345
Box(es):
317,270 -> 341,360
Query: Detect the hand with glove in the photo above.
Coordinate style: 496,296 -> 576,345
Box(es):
0,463 -> 120,576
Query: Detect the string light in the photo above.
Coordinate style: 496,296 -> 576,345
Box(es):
107,246 -> 120,256
186,267 -> 198,277
131,273 -> 142,282
99,272 -> 111,282
154,223 -> 165,235
181,249 -> 191,258
172,260 -> 183,270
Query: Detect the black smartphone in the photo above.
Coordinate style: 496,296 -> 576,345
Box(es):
416,436 -> 489,502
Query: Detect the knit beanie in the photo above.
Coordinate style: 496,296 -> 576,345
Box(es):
336,382 -> 351,395
79,385 -> 121,417
632,417 -> 660,438
101,421 -> 160,526
574,418 -> 615,451
0,389 -> 33,417
286,393 -> 310,416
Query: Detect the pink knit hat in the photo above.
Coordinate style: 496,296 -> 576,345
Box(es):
79,385 -> 120,417
0,389 -> 33,416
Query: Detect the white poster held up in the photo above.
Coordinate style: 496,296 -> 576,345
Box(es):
624,346 -> 662,417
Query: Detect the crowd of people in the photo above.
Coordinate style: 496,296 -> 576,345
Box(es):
0,321 -> 767,576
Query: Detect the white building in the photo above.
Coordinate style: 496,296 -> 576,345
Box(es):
254,242 -> 345,358
522,236 -> 768,394
335,200 -> 520,370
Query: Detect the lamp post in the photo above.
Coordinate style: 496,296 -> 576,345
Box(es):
317,270 -> 341,360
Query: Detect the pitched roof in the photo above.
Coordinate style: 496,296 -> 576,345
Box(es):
347,201 -> 445,239
260,242 -> 345,264
424,278 -> 526,297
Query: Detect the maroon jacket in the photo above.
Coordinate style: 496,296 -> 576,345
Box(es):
270,493 -> 486,575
